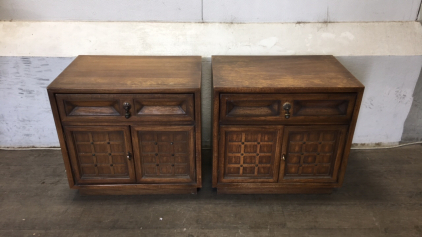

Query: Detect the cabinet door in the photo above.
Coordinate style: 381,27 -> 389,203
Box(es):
131,125 -> 195,183
219,126 -> 283,183
64,126 -> 136,184
279,126 -> 348,183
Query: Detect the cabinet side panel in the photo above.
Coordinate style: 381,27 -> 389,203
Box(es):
195,90 -> 202,187
48,90 -> 75,188
212,89 -> 220,187
337,89 -> 364,186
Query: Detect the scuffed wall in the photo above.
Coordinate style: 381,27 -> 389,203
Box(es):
337,56 -> 422,145
402,66 -> 422,142
203,0 -> 421,22
0,57 -> 74,147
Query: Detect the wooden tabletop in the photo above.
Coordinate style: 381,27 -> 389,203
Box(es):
48,56 -> 201,92
212,56 -> 364,91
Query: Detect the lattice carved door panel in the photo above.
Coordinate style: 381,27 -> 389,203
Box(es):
279,126 -> 348,183
132,125 -> 195,183
64,126 -> 135,184
219,126 -> 283,183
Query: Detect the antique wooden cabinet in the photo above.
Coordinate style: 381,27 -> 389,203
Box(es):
48,56 -> 202,195
212,56 -> 364,194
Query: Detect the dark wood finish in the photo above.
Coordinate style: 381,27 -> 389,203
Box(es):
132,125 -> 195,183
218,186 -> 333,194
218,126 -> 283,183
212,55 -> 364,91
79,184 -> 198,195
56,94 -> 126,122
56,93 -> 195,122
133,94 -> 194,121
194,91 -> 202,188
48,56 -> 202,195
279,125 -> 347,183
64,126 -> 136,184
212,55 -> 364,194
220,93 -> 356,124
48,56 -> 201,92
47,91 -> 75,188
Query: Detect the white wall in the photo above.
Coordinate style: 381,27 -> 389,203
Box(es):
0,0 -> 202,22
337,56 -> 422,144
1,22 -> 422,148
402,66 -> 422,141
0,0 -> 420,22
2,22 -> 422,57
203,0 -> 421,22
0,57 -> 74,147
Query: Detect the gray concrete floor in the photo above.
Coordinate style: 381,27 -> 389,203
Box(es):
0,145 -> 422,237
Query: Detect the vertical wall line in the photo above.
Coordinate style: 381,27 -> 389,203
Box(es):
417,1 -> 422,21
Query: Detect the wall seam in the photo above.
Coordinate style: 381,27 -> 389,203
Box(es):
417,0 -> 422,21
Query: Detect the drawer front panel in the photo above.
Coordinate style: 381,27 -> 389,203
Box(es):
220,93 -> 356,123
219,125 -> 283,183
56,94 -> 194,122
56,94 -> 125,122
133,94 -> 194,122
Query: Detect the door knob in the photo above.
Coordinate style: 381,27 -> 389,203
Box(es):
123,102 -> 131,119
127,152 -> 131,160
283,102 -> 291,119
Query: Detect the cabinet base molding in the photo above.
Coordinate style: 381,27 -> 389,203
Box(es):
217,185 -> 333,194
78,184 -> 198,195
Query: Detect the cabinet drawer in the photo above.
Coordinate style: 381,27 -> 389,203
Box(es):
220,93 -> 356,123
56,94 -> 125,122
56,94 -> 194,122
133,94 -> 194,122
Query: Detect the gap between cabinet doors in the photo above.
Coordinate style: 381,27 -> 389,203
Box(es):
218,125 -> 349,184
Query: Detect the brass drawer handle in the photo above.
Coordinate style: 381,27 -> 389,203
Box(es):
283,102 -> 291,119
123,102 -> 131,119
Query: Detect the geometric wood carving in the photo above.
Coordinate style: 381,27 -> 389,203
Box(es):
64,126 -> 135,184
219,126 -> 282,183
293,100 -> 349,117
280,126 -> 347,182
132,125 -> 195,183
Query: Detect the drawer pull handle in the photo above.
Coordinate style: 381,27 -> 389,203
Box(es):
282,154 -> 286,161
123,102 -> 131,119
127,152 -> 131,160
283,102 -> 291,119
